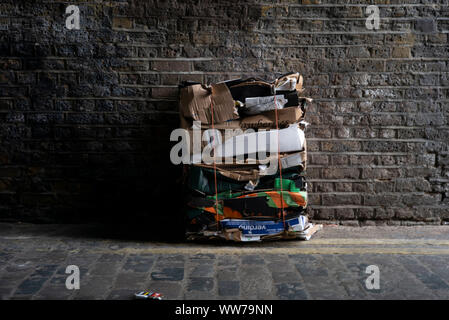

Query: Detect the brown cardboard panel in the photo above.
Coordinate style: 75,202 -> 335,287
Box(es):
218,169 -> 260,181
179,83 -> 238,124
240,107 -> 303,129
186,126 -> 245,155
200,120 -> 241,130
211,83 -> 239,123
192,147 -> 307,181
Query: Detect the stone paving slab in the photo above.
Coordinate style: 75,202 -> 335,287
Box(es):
0,223 -> 448,300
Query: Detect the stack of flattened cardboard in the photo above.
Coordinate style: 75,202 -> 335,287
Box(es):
178,73 -> 322,242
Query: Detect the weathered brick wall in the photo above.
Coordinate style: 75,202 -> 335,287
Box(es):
0,0 -> 448,225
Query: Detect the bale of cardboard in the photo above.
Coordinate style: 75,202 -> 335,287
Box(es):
177,73 -> 322,242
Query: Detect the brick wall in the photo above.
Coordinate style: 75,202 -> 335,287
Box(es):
0,0 -> 448,225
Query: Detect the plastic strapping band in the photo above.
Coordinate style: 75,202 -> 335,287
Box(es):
210,87 -> 220,231
273,93 -> 286,230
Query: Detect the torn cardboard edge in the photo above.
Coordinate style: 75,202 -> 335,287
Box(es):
179,83 -> 238,125
191,148 -> 306,182
241,106 -> 303,129
198,105 -> 305,130
180,98 -> 312,131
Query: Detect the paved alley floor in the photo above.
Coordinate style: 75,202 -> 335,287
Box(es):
0,223 -> 449,300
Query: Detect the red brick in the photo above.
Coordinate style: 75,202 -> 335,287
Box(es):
323,168 -> 360,179
113,17 -> 133,29
151,87 -> 178,98
152,61 -> 191,72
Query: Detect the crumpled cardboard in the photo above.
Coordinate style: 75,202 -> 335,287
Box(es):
199,105 -> 304,130
194,147 -> 307,181
186,125 -> 245,157
179,83 -> 238,124
240,106 -> 303,129
275,72 -> 304,93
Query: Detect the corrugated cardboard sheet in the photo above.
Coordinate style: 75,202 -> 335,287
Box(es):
179,83 -> 238,124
